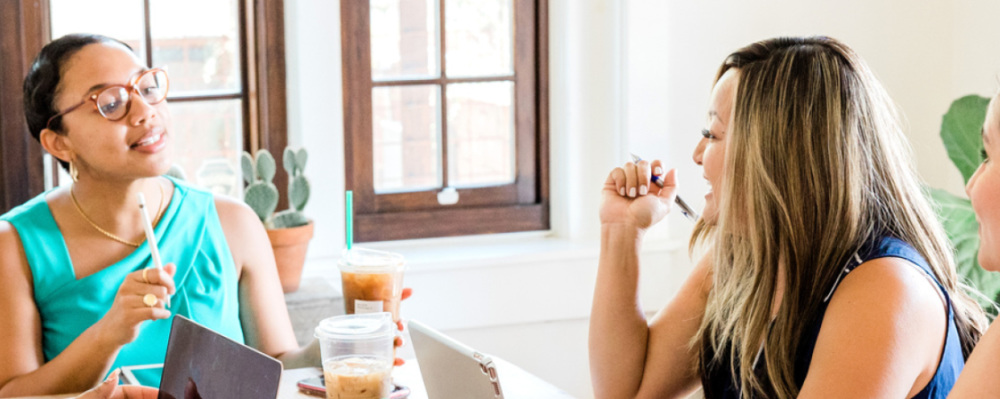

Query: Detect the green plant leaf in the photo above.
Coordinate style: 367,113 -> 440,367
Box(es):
245,182 -> 279,222
941,95 -> 990,184
295,148 -> 308,172
289,175 -> 310,211
241,152 -> 254,184
929,188 -> 1000,312
283,147 -> 296,174
255,149 -> 277,183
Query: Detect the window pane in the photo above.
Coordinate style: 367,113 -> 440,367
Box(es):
444,0 -> 512,77
371,0 -> 440,81
150,0 -> 241,95
168,100 -> 243,198
447,81 -> 514,187
373,85 -> 442,193
49,0 -> 146,60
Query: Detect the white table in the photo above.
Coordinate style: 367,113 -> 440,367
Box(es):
278,356 -> 576,399
16,356 -> 574,399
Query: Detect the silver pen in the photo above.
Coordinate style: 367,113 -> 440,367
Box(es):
629,153 -> 700,221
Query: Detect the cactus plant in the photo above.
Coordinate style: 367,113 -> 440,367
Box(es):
241,147 -> 310,229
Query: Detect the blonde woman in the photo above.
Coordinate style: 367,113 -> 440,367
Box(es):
949,92 -> 1000,398
590,36 -> 986,398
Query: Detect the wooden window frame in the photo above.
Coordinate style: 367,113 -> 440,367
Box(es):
341,0 -> 549,242
0,0 -> 290,213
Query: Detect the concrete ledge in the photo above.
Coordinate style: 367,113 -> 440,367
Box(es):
283,277 -> 344,346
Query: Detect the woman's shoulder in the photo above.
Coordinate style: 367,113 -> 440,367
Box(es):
835,234 -> 943,313
212,195 -> 259,226
0,220 -> 31,282
823,253 -> 948,358
0,220 -> 18,248
836,255 -> 939,304
0,191 -> 52,223
803,255 -> 950,395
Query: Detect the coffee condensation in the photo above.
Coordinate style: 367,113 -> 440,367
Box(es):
323,356 -> 392,399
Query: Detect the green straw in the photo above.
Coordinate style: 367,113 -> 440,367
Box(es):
345,190 -> 353,250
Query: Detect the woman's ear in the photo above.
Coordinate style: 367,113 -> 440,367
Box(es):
39,128 -> 74,164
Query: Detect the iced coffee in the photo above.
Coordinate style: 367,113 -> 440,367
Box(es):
322,356 -> 392,399
315,313 -> 396,399
338,248 -> 405,321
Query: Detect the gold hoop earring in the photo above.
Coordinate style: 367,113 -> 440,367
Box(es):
69,162 -> 79,182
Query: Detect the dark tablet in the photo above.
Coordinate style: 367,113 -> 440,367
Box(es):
159,315 -> 282,399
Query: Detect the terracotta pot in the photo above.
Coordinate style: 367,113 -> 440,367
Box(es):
266,220 -> 314,293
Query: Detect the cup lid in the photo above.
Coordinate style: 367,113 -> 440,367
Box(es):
338,247 -> 405,273
314,312 -> 395,341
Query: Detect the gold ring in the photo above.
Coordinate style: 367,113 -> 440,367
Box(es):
142,268 -> 150,284
143,294 -> 158,307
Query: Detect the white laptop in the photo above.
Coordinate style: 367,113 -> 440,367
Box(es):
408,319 -> 504,399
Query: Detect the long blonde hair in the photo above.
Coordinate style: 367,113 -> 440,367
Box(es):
692,36 -> 987,398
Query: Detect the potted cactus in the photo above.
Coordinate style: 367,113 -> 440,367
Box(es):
242,147 -> 313,293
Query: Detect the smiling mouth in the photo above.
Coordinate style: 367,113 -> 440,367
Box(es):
132,132 -> 163,148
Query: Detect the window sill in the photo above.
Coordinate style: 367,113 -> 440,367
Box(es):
299,231 -> 693,331
303,230 -> 687,276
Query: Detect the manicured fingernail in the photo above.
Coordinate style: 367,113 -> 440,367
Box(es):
629,187 -> 636,197
619,187 -> 625,196
639,185 -> 648,195
654,166 -> 663,176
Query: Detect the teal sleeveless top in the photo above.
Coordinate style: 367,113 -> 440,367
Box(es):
0,177 -> 244,387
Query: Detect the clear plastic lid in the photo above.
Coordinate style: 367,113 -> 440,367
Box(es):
337,247 -> 405,273
314,312 -> 395,341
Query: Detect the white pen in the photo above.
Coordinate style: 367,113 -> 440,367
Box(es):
137,192 -> 171,307
630,153 -> 700,221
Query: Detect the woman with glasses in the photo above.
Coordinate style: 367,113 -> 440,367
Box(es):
0,34 -> 315,396
590,36 -> 986,398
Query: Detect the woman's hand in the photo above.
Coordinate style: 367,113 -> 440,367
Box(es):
94,264 -> 176,347
600,159 -> 678,230
75,370 -> 158,399
393,287 -> 413,366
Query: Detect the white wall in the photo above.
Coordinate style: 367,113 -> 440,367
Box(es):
284,1 -> 1000,398
624,0 -> 1000,205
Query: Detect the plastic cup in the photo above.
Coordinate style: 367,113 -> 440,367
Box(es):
315,313 -> 395,399
338,248 -> 405,322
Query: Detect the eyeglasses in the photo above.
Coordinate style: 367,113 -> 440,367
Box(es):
46,68 -> 170,130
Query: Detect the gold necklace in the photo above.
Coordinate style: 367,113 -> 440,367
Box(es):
70,180 -> 166,247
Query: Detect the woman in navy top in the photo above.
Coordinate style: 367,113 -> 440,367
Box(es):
590,36 -> 986,398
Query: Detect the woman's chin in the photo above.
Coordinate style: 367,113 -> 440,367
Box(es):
979,253 -> 1000,273
700,205 -> 718,225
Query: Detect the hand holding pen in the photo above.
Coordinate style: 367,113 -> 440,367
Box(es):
94,194 -> 176,348
629,154 -> 698,221
138,193 -> 172,308
600,154 -> 699,230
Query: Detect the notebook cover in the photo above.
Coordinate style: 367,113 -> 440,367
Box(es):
158,315 -> 282,399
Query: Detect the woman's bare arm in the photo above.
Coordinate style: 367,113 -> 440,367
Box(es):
215,197 -> 318,369
589,229 -> 710,399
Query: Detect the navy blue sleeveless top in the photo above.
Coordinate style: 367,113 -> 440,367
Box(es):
701,237 -> 964,398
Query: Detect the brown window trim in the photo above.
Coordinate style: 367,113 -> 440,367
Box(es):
0,0 -> 289,213
341,0 -> 549,242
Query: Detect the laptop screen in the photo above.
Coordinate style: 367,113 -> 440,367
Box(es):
408,320 -> 503,399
